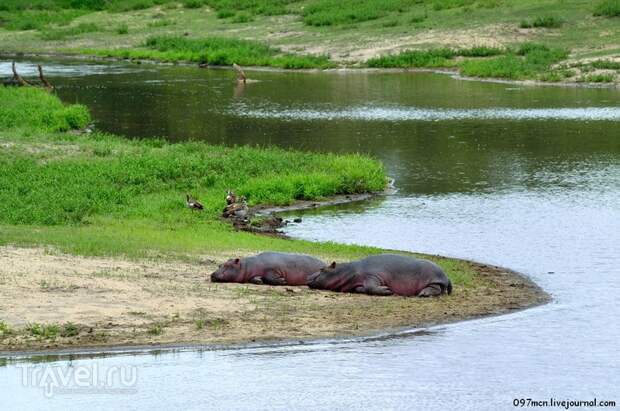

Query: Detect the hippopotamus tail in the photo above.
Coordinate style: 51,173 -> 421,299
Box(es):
446,281 -> 453,295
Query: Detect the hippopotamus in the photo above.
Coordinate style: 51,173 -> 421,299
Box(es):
307,254 -> 452,297
210,252 -> 326,286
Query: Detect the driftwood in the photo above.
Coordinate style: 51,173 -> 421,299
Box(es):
37,64 -> 54,91
233,63 -> 247,84
3,62 -> 54,91
11,61 -> 31,87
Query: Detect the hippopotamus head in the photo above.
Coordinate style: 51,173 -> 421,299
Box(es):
307,261 -> 341,289
211,258 -> 244,282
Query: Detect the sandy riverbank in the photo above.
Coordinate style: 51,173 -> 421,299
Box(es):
0,245 -> 548,353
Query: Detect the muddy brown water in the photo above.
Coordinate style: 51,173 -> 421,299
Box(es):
1,59 -> 619,410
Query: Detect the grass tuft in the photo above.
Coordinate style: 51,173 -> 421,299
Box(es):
0,87 -> 90,132
594,0 -> 620,17
82,35 -> 334,68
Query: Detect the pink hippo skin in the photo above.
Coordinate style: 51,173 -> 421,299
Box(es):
211,252 -> 326,286
307,254 -> 452,297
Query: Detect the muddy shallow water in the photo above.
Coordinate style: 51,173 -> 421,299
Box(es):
1,59 -> 619,410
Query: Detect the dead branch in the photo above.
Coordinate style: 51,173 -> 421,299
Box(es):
37,64 -> 54,91
233,63 -> 247,84
12,61 -> 31,87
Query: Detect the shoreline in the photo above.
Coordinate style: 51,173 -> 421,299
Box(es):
2,51 -> 618,89
0,242 -> 550,357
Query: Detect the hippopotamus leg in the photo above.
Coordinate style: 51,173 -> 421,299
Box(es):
354,278 -> 393,296
261,271 -> 287,286
418,283 -> 443,297
249,276 -> 264,285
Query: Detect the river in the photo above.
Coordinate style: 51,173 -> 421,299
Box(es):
1,59 -> 619,410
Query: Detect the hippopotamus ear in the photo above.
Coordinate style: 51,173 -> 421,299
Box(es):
330,261 -> 336,268
234,258 -> 240,265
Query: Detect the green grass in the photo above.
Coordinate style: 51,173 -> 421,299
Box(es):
594,0 -> 620,17
301,0 -> 411,26
39,21 -> 100,40
0,87 -> 90,132
206,0 -> 298,20
582,73 -> 615,82
84,35 -> 334,68
460,43 -> 569,80
519,15 -> 563,28
26,323 -> 61,339
0,88 -> 384,227
0,321 -> 12,337
366,46 -> 504,68
590,60 -> 620,70
61,322 -> 79,337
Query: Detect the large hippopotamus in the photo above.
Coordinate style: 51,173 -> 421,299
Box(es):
210,252 -> 326,286
307,254 -> 452,297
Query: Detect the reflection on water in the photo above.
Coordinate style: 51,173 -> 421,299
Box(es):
1,58 -> 619,410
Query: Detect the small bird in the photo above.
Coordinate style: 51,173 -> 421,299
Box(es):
186,194 -> 204,211
226,189 -> 237,205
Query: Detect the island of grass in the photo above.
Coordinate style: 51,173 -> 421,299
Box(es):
0,87 -> 548,353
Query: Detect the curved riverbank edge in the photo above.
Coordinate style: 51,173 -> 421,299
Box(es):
2,52 -> 618,89
0,240 -> 549,358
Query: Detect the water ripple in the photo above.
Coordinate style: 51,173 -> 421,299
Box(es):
235,105 -> 620,121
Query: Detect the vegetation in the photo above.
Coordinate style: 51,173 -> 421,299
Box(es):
85,35 -> 334,68
0,87 -> 90,131
26,323 -> 61,339
40,21 -> 100,40
460,43 -> 568,80
594,0 -> 620,17
366,46 -> 504,68
301,0 -> 411,26
0,87 -> 385,256
0,0 -> 618,84
519,15 -> 563,28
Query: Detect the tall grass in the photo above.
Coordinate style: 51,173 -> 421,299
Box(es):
519,15 -> 563,28
594,0 -> 620,17
205,0 -> 297,19
86,35 -> 334,68
0,88 -> 385,226
0,87 -> 90,132
302,0 -> 411,26
39,21 -> 100,40
366,46 -> 504,68
460,43 -> 568,79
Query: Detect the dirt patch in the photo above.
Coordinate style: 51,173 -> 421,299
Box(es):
0,245 -> 548,353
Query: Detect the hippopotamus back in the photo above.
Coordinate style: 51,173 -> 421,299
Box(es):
211,252 -> 326,286
308,254 -> 452,297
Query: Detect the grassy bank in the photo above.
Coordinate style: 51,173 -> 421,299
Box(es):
1,0 -> 619,83
84,35 -> 334,68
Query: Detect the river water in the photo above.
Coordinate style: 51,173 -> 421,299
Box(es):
1,59 -> 619,410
